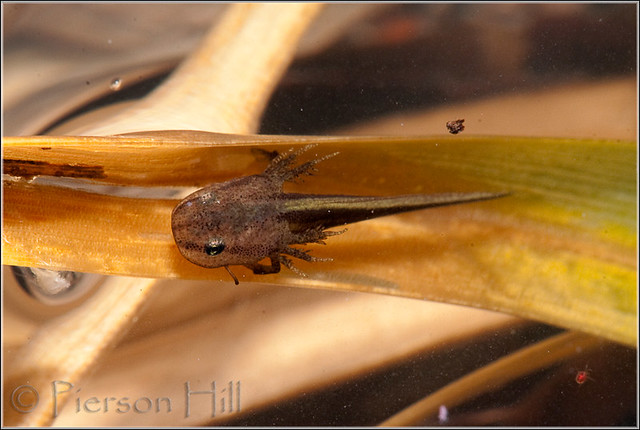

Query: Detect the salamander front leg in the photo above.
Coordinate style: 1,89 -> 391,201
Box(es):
245,255 -> 282,275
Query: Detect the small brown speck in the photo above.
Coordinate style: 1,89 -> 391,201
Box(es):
446,119 -> 465,134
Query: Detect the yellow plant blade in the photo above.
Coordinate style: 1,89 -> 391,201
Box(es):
2,132 -> 637,346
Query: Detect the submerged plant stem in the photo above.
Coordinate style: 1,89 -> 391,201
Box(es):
380,331 -> 603,426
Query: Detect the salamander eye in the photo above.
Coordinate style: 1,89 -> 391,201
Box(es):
204,238 -> 225,256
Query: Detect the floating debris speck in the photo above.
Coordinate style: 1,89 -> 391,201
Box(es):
446,118 -> 465,134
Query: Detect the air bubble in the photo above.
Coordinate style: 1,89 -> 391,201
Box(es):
110,78 -> 122,91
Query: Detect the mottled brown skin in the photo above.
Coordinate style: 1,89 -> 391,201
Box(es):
171,145 -> 506,284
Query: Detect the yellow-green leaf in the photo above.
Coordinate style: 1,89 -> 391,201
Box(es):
2,131 -> 637,346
